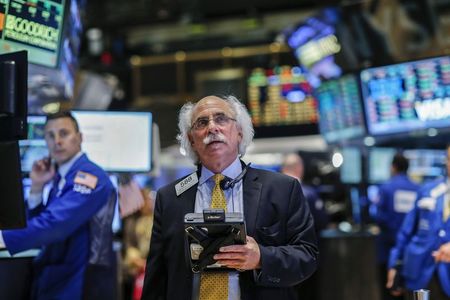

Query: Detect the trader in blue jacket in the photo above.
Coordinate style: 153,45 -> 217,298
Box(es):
0,112 -> 117,300
387,146 -> 450,300
371,153 -> 419,300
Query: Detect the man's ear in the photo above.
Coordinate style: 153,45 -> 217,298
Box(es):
188,133 -> 194,145
77,132 -> 83,151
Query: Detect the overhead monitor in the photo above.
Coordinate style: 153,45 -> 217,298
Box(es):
72,111 -> 153,173
25,0 -> 83,110
339,147 -> 362,184
315,74 -> 365,144
0,0 -> 67,68
247,66 -> 319,137
367,147 -> 397,184
284,7 -> 342,80
360,56 -> 450,135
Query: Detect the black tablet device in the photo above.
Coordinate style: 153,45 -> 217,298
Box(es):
184,209 -> 246,273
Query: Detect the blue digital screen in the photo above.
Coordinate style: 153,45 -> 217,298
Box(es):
368,147 -> 396,183
340,147 -> 362,184
368,148 -> 447,184
360,56 -> 450,135
19,115 -> 48,172
285,7 -> 342,80
404,149 -> 446,183
315,74 -> 365,143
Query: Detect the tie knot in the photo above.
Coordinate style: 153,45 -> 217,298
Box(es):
213,174 -> 224,185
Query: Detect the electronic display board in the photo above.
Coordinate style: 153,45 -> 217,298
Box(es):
360,56 -> 450,135
340,147 -> 362,184
404,149 -> 446,183
72,111 -> 153,173
367,148 -> 446,184
315,74 -> 365,143
0,0 -> 66,68
367,147 -> 396,183
247,66 -> 319,137
19,115 -> 47,172
284,7 -> 342,80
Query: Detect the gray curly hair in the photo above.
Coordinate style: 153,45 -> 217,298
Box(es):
176,95 -> 254,163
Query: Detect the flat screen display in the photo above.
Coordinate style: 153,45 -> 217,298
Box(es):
19,115 -> 48,172
340,147 -> 362,184
0,0 -> 66,68
72,111 -> 152,172
367,148 -> 446,184
368,147 -> 396,183
247,66 -> 319,137
315,74 -> 365,143
403,149 -> 446,183
285,7 -> 342,80
360,56 -> 450,135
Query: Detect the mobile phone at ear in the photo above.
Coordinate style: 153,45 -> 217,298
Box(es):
44,157 -> 53,170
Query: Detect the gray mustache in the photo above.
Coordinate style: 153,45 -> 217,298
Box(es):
203,133 -> 226,145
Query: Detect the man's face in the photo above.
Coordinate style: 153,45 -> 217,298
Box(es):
188,96 -> 242,171
44,117 -> 82,165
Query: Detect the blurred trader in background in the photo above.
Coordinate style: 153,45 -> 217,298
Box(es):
281,152 -> 329,300
370,153 -> 419,300
281,153 -> 329,233
387,146 -> 450,300
141,95 -> 318,300
0,112 -> 116,300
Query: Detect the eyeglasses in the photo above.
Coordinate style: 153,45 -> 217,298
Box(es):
191,113 -> 236,131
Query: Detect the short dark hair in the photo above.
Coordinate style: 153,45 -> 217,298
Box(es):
392,153 -> 409,173
45,111 -> 80,132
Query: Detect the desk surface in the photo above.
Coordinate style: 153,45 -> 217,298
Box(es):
0,248 -> 39,259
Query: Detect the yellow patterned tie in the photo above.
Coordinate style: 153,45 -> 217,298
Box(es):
199,174 -> 228,300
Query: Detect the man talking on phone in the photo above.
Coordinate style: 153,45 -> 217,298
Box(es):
141,95 -> 318,300
0,112 -> 117,300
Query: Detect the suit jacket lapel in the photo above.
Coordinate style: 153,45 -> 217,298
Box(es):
243,168 -> 262,237
180,181 -> 198,216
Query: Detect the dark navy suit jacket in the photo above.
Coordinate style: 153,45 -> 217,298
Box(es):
141,166 -> 318,300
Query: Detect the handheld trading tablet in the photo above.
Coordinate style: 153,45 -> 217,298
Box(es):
184,209 -> 246,273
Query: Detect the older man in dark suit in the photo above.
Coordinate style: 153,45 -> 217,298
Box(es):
141,95 -> 318,300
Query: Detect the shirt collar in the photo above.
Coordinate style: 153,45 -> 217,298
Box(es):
199,157 -> 242,185
57,151 -> 83,178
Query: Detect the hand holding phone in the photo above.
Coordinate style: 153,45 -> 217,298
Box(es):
30,156 -> 56,192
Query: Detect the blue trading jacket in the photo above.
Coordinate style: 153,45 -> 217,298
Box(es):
388,177 -> 450,297
2,154 -> 116,300
372,174 -> 419,263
